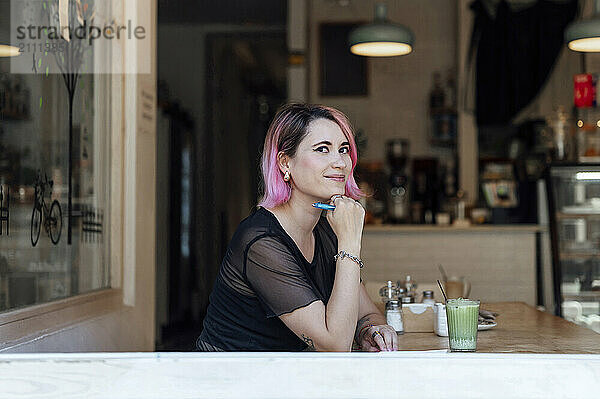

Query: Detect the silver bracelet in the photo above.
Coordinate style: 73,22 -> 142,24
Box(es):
334,250 -> 364,269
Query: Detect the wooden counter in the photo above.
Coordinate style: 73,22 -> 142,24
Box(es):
390,302 -> 600,354
361,227 -> 541,305
364,224 -> 546,233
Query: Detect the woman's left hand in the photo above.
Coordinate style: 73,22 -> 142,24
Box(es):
359,324 -> 398,352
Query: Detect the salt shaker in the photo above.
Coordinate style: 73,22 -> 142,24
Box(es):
421,290 -> 435,305
385,299 -> 404,334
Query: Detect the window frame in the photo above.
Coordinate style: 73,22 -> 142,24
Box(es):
0,0 -> 152,349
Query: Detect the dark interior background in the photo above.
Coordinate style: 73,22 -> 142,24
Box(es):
155,0 -> 287,351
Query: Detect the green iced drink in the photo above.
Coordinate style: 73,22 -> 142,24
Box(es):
445,298 -> 480,352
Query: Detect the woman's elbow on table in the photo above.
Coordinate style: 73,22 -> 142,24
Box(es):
279,301 -> 355,352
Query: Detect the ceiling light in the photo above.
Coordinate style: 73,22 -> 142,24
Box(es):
348,3 -> 414,57
565,0 -> 600,52
0,45 -> 20,57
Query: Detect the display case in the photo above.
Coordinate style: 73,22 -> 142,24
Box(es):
546,164 -> 600,334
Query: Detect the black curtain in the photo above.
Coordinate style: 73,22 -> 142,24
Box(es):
470,0 -> 579,125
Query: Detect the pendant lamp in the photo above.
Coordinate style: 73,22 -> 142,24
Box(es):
565,0 -> 600,52
348,3 -> 414,57
0,45 -> 20,57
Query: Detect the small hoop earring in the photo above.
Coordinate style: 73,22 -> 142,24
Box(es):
284,171 -> 290,182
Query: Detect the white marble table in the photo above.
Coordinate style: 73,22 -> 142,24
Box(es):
0,351 -> 599,398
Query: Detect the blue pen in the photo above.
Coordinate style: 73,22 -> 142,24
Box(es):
312,202 -> 335,211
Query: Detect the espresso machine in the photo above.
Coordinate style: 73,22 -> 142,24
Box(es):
386,139 -> 410,223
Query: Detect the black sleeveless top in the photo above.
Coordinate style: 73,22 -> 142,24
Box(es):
197,206 -> 338,351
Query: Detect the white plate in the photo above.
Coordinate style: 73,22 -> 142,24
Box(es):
478,322 -> 497,331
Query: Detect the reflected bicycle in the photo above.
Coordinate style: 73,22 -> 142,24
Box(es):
31,172 -> 62,247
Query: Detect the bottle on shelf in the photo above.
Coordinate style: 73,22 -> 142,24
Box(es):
429,71 -> 457,146
546,105 -> 573,161
444,68 -> 457,112
429,72 -> 445,113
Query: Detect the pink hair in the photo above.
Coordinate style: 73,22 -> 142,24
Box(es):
258,103 -> 365,209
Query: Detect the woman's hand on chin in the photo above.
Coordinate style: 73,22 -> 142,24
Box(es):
326,194 -> 365,251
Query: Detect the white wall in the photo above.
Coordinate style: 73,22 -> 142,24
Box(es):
307,0 -> 458,161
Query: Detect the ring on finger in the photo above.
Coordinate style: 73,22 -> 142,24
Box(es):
371,331 -> 383,340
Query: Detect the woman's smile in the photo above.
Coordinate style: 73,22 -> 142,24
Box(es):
324,174 -> 346,183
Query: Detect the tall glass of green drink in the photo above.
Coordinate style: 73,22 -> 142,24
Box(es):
445,298 -> 480,352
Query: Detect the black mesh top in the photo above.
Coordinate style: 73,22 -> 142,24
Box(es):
197,206 -> 338,351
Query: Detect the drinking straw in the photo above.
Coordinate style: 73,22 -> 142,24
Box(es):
437,279 -> 448,303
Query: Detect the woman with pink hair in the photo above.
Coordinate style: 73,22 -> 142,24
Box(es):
197,103 -> 396,352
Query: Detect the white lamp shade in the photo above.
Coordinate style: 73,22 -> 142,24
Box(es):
565,14 -> 600,52
348,3 -> 414,57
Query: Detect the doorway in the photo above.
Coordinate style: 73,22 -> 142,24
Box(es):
156,29 -> 286,351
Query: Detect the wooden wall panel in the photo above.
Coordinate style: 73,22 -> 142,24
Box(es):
361,228 -> 537,305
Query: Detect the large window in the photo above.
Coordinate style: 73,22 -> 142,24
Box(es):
0,0 -> 113,312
